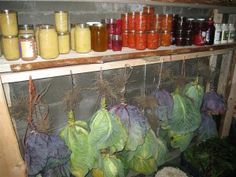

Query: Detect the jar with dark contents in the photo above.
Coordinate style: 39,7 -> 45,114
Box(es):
176,16 -> 186,30
121,13 -> 129,31
176,37 -> 185,46
193,18 -> 207,46
172,15 -> 179,44
128,30 -> 135,48
160,30 -> 172,46
147,30 -> 159,49
122,30 -> 129,47
91,23 -> 108,52
160,14 -> 173,32
107,19 -> 116,34
112,35 -> 122,51
184,30 -> 193,45
135,11 -> 147,31
185,18 -> 195,31
205,18 -> 215,45
135,31 -> 147,50
128,12 -> 136,30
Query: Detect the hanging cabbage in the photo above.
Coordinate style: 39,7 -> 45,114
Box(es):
151,89 -> 173,125
197,113 -> 218,141
169,90 -> 201,134
60,111 -> 96,177
125,129 -> 158,175
88,98 -> 127,153
183,78 -> 204,109
109,104 -> 147,151
92,155 -> 125,177
201,90 -> 226,115
169,130 -> 194,152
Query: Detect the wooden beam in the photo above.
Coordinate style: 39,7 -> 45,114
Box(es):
0,77 -> 26,177
220,50 -> 236,138
205,54 -> 218,92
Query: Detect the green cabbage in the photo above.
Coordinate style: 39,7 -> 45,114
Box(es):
156,138 -> 168,167
60,111 -> 96,177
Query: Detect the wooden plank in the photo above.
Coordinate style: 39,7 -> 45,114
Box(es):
2,44 -> 234,73
220,50 -> 236,138
217,51 -> 233,97
205,54 -> 218,92
0,77 -> 26,177
0,49 -> 231,84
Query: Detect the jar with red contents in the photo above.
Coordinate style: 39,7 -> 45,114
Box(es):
193,18 -> 207,46
121,13 -> 128,31
128,12 -> 135,30
128,30 -> 135,48
115,19 -> 122,35
108,34 -> 113,49
135,31 -> 147,50
135,11 -> 147,31
160,30 -> 172,46
112,35 -> 122,51
143,6 -> 155,14
147,30 -> 159,49
122,30 -> 129,47
154,14 -> 161,31
147,14 -> 157,31
160,14 -> 173,32
107,18 -> 117,34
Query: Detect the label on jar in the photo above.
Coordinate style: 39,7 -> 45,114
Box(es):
20,40 -> 34,58
214,31 -> 222,42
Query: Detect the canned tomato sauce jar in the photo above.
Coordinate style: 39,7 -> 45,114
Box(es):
147,30 -> 159,49
135,30 -> 147,50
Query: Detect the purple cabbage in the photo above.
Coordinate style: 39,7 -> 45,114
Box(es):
25,131 -> 71,177
201,90 -> 226,115
151,89 -> 174,121
109,104 -> 148,151
198,113 -> 218,141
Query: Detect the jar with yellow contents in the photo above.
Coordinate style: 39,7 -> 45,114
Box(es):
19,33 -> 37,61
2,35 -> 20,61
75,23 -> 91,53
39,25 -> 59,59
70,24 -> 75,50
58,32 -> 70,54
54,11 -> 69,33
18,24 -> 34,34
0,10 -> 18,36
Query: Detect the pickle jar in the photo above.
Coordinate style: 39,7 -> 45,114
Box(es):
39,25 -> 59,59
18,24 -> 34,34
92,23 -> 108,52
54,11 -> 69,33
19,33 -> 37,61
75,23 -> 91,53
2,35 -> 20,61
160,30 -> 172,46
135,31 -> 147,50
58,32 -> 70,54
0,10 -> 18,36
70,24 -> 75,50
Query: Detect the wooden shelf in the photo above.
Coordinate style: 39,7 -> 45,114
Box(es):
1,44 -> 235,74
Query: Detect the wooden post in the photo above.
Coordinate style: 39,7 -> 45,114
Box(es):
206,54 -> 217,92
0,77 -> 26,177
220,50 -> 236,138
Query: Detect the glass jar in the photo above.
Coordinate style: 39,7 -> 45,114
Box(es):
228,24 -> 235,43
18,24 -> 34,34
160,14 -> 173,32
193,18 -> 207,46
128,12 -> 135,30
205,18 -> 215,45
135,31 -> 147,50
128,30 -> 135,48
186,18 -> 195,31
122,30 -> 129,47
92,23 -> 108,52
54,11 -> 68,33
75,23 -> 91,53
107,18 -> 116,34
39,25 -> 59,59
214,24 -> 222,45
154,14 -> 161,31
70,24 -> 75,50
143,6 -> 155,14
112,35 -> 122,51
160,30 -> 172,46
135,11 -> 147,31
221,24 -> 229,44
184,37 -> 192,46
108,34 -> 113,49
147,30 -> 159,49
35,24 -> 41,55
2,35 -> 20,61
115,19 -> 122,35
176,37 -> 185,46
147,14 -> 156,31
19,33 -> 37,61
176,16 -> 186,30
58,32 -> 70,54
121,13 -> 129,31
0,10 -> 18,36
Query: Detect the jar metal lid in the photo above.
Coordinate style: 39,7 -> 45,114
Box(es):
93,23 -> 106,27
108,18 -> 117,24
222,23 -> 229,27
40,24 -> 55,29
87,22 -> 101,26
197,18 -> 205,21
19,33 -> 34,38
3,35 -> 18,39
122,30 -> 129,33
19,24 -> 34,30
128,30 -> 136,33
112,34 -> 121,40
187,18 -> 195,21
76,23 -> 89,28
58,32 -> 69,36
136,30 -> 146,34
121,13 -> 129,17
54,10 -> 68,14
0,9 -> 16,14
